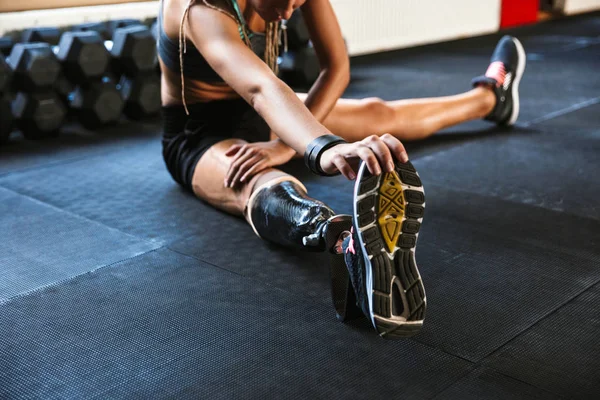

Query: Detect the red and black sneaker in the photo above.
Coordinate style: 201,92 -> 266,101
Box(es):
473,35 -> 527,126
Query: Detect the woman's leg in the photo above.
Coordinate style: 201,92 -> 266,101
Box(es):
296,87 -> 496,142
191,138 -> 290,216
191,139 -> 345,250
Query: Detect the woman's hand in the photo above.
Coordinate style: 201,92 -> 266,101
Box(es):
319,134 -> 409,180
224,139 -> 297,188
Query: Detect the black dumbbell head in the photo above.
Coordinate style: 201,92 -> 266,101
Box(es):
0,96 -> 13,144
151,21 -> 159,41
22,27 -> 62,46
8,43 -> 62,91
111,25 -> 157,76
12,92 -> 66,138
70,81 -> 124,129
0,36 -> 14,58
107,19 -> 143,37
56,31 -> 110,83
0,58 -> 12,93
119,75 -> 161,120
71,22 -> 110,40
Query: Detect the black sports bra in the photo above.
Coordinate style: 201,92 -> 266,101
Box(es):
157,0 -> 267,83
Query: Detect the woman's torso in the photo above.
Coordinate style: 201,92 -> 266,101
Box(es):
159,0 -> 268,106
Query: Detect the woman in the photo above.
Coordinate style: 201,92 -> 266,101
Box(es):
158,0 -> 526,338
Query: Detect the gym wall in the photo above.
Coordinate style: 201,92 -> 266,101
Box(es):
1,0 -> 600,55
0,0 -> 149,13
330,0 -> 501,55
557,0 -> 600,14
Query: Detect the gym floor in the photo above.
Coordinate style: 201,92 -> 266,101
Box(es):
1,12 -> 599,400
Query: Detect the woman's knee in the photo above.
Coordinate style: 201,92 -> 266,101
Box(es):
362,97 -> 392,118
191,139 -> 289,214
361,97 -> 395,132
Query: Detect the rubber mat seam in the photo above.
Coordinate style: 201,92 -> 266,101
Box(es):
480,366 -> 569,400
0,247 -> 166,306
477,282 -> 600,364
519,96 -> 600,128
428,364 -> 480,400
166,246 -> 307,298
425,182 -> 600,261
0,185 -> 165,246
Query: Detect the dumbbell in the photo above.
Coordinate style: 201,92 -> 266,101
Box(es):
108,26 -> 160,119
27,25 -> 156,77
0,37 -> 14,58
71,22 -> 110,41
22,27 -> 62,46
22,29 -> 123,130
108,25 -> 157,77
107,19 -> 143,38
67,27 -> 159,122
26,25 -> 158,123
285,11 -> 310,51
56,31 -> 125,129
71,18 -> 143,41
6,43 -> 66,139
29,27 -> 157,128
0,95 -> 12,144
117,75 -> 161,120
0,57 -> 12,144
279,46 -> 320,87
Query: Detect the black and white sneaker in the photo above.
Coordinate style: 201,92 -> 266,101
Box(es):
472,35 -> 526,126
343,160 -> 427,339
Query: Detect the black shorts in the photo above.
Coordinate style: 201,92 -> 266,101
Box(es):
162,98 -> 271,192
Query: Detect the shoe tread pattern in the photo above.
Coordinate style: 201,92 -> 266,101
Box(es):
355,160 -> 426,339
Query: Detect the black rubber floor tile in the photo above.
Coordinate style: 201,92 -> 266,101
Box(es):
528,102 -> 600,133
0,141 -> 228,245
413,130 -> 600,221
0,187 -> 158,303
0,121 -> 162,177
169,214 -> 336,304
433,366 -> 563,400
423,183 -> 600,261
484,284 -> 600,399
0,248 -> 471,400
409,183 -> 600,362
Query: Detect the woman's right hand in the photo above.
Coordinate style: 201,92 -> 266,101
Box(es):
319,134 -> 410,180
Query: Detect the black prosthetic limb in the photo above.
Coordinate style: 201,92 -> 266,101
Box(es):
247,178 -> 345,251
246,177 -> 363,321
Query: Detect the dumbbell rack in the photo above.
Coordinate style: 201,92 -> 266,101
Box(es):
0,19 -> 161,144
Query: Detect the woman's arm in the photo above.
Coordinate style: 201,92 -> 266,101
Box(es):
186,4 -> 407,182
301,0 -> 350,123
186,5 -> 328,153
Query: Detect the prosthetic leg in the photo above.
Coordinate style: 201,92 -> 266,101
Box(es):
245,176 -> 362,321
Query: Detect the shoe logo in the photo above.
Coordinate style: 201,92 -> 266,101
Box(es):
503,72 -> 513,91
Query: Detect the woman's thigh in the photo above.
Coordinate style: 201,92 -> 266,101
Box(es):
191,138 -> 249,216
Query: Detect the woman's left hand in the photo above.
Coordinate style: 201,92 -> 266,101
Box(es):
224,139 -> 297,188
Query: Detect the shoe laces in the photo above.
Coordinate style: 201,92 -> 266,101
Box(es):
485,61 -> 506,87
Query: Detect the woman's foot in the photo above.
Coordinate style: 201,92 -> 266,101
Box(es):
473,35 -> 527,126
343,159 -> 427,338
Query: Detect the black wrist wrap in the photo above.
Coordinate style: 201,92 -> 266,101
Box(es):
304,135 -> 347,176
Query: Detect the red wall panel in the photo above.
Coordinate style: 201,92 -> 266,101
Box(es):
501,0 -> 539,28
